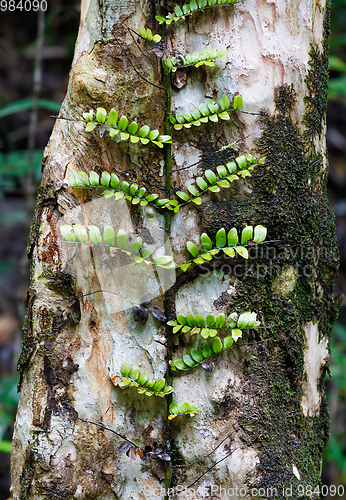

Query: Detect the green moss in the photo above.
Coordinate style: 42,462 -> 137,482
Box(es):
302,1 -> 330,147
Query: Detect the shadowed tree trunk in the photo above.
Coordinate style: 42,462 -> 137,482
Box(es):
11,0 -> 339,499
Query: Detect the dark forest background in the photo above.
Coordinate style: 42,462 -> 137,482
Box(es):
0,1 -> 345,498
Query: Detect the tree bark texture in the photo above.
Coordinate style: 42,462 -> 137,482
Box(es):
11,0 -> 339,499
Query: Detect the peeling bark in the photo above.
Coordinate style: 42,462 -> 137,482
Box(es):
11,0 -> 338,499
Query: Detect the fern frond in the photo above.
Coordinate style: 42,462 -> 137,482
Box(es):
169,334 -> 237,372
67,169 -> 178,210
172,154 -> 264,212
167,311 -> 260,338
139,26 -> 162,43
60,223 -> 175,269
156,0 -> 238,25
113,361 -> 174,397
67,153 -> 264,213
169,95 -> 239,130
82,107 -> 171,148
179,225 -> 267,271
168,401 -> 198,420
163,47 -> 229,73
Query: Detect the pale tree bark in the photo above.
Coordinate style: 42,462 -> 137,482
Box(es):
11,0 -> 339,499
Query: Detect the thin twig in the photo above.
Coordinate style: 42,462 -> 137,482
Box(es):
173,427 -> 239,469
170,135 -> 254,173
77,417 -> 140,449
52,289 -> 138,306
187,447 -> 239,489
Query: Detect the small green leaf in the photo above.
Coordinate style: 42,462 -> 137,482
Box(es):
236,154 -> 248,169
129,365 -> 140,380
223,247 -> 235,257
201,344 -> 212,358
130,237 -> 142,254
111,174 -> 120,189
207,100 -> 219,113
156,15 -> 166,23
128,122 -> 138,135
192,197 -> 202,205
117,229 -> 128,250
180,263 -> 192,272
200,233 -> 212,251
153,256 -> 174,267
223,335 -> 234,349
219,96 -> 230,110
212,336 -> 223,353
232,329 -> 243,341
175,360 -> 186,370
186,241 -> 200,257
187,184 -> 200,197
196,315 -> 205,327
205,170 -> 217,184
233,95 -> 243,110
241,226 -> 253,245
215,49 -> 229,58
103,226 -> 115,246
138,371 -> 149,385
173,324 -> 183,334
177,315 -> 187,325
100,171 -> 110,187
96,107 -> 107,123
216,165 -> 228,178
85,122 -> 97,132
107,108 -> 118,126
215,313 -> 225,329
216,228 -> 226,248
89,171 -> 100,186
153,378 -> 165,392
138,125 -> 150,137
73,224 -> 88,242
183,354 -> 195,367
206,314 -> 215,328
118,116 -> 128,131
254,225 -> 267,243
88,225 -> 102,244
190,348 -> 204,363
120,360 -> 132,376
178,401 -> 192,414
235,246 -> 248,259
186,313 -> 196,326
176,191 -> 190,201
148,129 -> 160,140
196,177 -> 208,190
146,193 -> 159,203
228,228 -> 239,246
83,110 -> 93,121
199,102 -> 209,116
60,225 -> 76,242
121,181 -> 129,193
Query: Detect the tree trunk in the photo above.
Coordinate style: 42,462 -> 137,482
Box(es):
11,0 -> 339,499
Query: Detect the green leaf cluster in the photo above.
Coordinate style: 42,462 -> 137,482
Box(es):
68,169 -> 174,209
156,0 -> 237,25
171,153 -> 263,212
60,223 -> 175,269
68,153 -> 264,213
180,225 -> 267,271
168,401 -> 198,420
139,26 -> 162,43
169,334 -> 238,372
169,95 -> 239,130
118,361 -> 174,397
167,311 -> 260,338
82,107 -> 171,148
163,47 -> 229,72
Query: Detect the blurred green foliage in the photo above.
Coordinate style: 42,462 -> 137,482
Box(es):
323,323 -> 346,483
329,0 -> 346,100
0,375 -> 19,453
